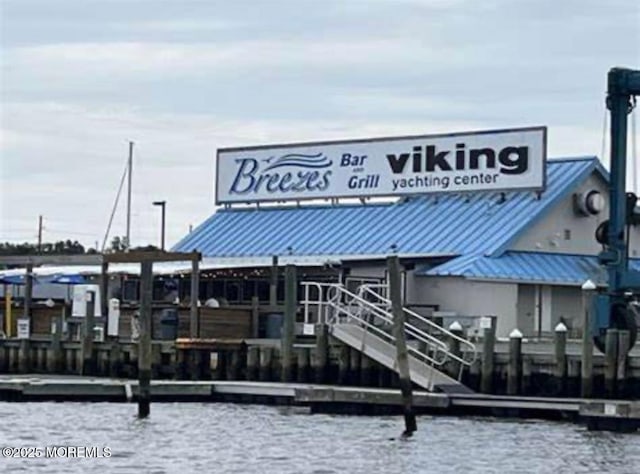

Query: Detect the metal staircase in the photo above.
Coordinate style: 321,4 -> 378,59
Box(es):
302,282 -> 476,394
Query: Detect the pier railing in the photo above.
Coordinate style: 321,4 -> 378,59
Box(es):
301,282 -> 477,378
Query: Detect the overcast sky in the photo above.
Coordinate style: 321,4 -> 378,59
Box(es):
1,0 -> 638,250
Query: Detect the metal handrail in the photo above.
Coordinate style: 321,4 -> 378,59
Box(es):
322,286 -> 449,368
357,284 -> 477,367
302,282 -> 451,367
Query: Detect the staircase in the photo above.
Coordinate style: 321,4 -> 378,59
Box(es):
302,282 -> 476,394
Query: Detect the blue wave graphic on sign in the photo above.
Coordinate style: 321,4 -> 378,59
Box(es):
263,153 -> 332,171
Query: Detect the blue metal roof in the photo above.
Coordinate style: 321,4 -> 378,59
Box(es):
173,157 -> 603,259
419,251 -> 640,286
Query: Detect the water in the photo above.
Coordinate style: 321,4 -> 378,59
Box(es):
0,403 -> 638,474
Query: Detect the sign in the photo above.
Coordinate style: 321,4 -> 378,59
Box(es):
107,298 -> 120,337
216,126 -> 547,204
71,284 -> 102,317
17,318 -> 30,339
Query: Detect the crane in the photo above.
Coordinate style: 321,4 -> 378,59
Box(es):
593,67 -> 640,352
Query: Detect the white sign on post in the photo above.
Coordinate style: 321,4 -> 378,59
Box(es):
107,298 -> 120,337
216,126 -> 547,204
17,318 -> 30,339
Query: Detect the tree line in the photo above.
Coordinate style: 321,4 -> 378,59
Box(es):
0,236 -> 158,256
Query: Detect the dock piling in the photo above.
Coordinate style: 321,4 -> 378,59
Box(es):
81,290 -> 96,376
388,255 -> 417,435
581,280 -> 596,398
314,324 -> 329,383
138,261 -> 153,418
507,329 -> 522,395
481,317 -> 496,394
281,265 -> 296,382
604,329 -> 619,398
554,322 -> 568,395
617,330 -> 630,397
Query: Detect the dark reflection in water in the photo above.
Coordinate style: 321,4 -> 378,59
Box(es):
0,403 -> 638,473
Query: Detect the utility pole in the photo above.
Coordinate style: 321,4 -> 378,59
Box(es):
126,141 -> 134,251
37,215 -> 43,254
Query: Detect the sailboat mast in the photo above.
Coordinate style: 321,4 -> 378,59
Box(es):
126,141 -> 134,250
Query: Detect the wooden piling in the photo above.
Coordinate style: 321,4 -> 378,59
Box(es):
246,346 -> 260,380
190,259 -> 200,338
294,347 -> 307,383
447,321 -> 463,379
281,265 -> 296,382
360,354 -> 373,387
109,342 -> 122,377
23,264 -> 33,326
521,355 -> 532,394
581,280 -> 596,398
338,344 -> 350,385
270,256 -> 278,307
81,290 -> 96,375
507,329 -> 522,395
251,296 -> 260,338
481,318 -> 496,394
617,330 -> 630,398
604,329 -> 619,398
388,255 -> 417,436
314,323 -> 329,383
18,339 -> 30,373
259,346 -> 273,381
349,348 -> 361,385
138,261 -> 153,418
554,322 -> 568,396
49,310 -> 63,373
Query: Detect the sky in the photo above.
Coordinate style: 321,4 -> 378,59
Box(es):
1,0 -> 639,250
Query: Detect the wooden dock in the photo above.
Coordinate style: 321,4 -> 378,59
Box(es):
0,375 -> 638,431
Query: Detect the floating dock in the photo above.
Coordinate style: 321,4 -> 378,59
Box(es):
0,375 -> 638,431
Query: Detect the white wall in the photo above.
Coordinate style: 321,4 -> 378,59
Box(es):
409,276 -> 518,337
512,171 -> 640,256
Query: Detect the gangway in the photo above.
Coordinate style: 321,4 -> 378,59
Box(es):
302,282 -> 476,394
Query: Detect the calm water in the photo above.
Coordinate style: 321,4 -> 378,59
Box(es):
0,402 -> 639,473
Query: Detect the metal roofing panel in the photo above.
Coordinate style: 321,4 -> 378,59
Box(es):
420,251 -> 640,286
173,157 -> 600,259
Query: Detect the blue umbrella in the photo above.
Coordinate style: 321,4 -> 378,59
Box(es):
0,274 -> 28,285
50,274 -> 86,285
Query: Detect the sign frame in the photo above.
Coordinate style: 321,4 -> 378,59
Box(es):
215,126 -> 547,205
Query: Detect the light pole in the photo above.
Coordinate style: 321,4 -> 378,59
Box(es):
152,200 -> 166,251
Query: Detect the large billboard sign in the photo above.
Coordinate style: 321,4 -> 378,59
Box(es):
215,126 -> 546,204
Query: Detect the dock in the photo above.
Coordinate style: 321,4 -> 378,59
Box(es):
1,375 -> 638,431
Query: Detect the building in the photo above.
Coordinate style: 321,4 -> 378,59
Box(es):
173,155 -> 640,338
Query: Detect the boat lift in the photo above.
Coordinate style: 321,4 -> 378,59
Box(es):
593,67 -> 640,351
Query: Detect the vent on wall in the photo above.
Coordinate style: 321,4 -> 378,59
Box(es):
574,190 -> 605,216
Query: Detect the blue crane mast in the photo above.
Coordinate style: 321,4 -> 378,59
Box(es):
593,67 -> 640,351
